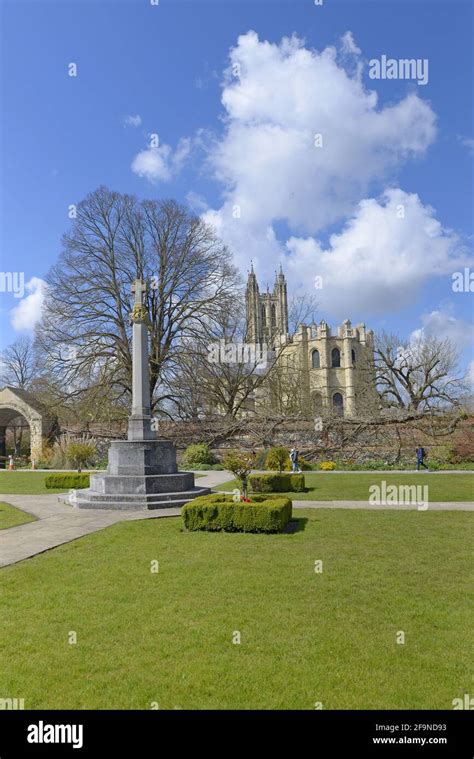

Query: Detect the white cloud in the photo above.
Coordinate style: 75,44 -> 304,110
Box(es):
10,277 -> 47,331
284,189 -> 470,316
130,30 -> 468,322
410,306 -> 474,350
206,30 -> 436,241
123,114 -> 142,127
197,30 -> 453,307
186,191 -> 209,214
458,135 -> 474,156
131,137 -> 191,182
340,31 -> 361,56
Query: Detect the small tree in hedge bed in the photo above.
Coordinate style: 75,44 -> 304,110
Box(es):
222,452 -> 255,499
66,442 -> 97,473
265,446 -> 289,473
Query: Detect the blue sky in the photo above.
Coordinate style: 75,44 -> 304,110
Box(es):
0,0 -> 473,376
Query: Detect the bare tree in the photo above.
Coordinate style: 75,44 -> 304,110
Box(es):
0,337 -> 38,389
166,298 -> 270,419
262,352 -> 307,415
375,332 -> 467,412
167,291 -> 320,420
35,186 -> 240,413
287,293 -> 318,335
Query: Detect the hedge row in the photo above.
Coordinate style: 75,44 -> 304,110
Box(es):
182,493 -> 292,533
45,473 -> 90,489
249,473 -> 305,493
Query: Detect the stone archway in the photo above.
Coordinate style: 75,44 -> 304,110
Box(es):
0,387 -> 56,466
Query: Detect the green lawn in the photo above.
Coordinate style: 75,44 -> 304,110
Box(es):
220,473 -> 474,502
0,501 -> 36,530
1,509 -> 471,709
0,471 -> 73,494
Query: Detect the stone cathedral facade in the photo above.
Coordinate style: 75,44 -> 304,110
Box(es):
245,266 -> 375,418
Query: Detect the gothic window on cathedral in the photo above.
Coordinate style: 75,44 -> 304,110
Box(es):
261,305 -> 266,327
332,392 -> 344,416
271,303 -> 276,327
352,348 -> 356,366
331,348 -> 341,368
311,349 -> 320,369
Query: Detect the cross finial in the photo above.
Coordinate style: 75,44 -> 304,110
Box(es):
131,278 -> 147,306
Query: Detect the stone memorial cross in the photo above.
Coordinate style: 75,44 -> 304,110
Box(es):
128,278 -> 156,441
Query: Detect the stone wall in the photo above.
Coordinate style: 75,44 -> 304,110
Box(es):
62,413 -> 473,465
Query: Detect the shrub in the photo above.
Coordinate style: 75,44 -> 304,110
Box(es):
281,455 -> 313,471
265,448 -> 313,472
66,442 -> 97,472
249,473 -> 305,493
36,442 -> 55,469
449,435 -> 474,464
319,461 -> 336,471
182,443 -> 214,467
265,446 -> 289,472
182,493 -> 292,533
49,434 -> 97,470
45,473 -> 90,489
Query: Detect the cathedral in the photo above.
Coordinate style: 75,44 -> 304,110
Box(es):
245,265 -> 375,418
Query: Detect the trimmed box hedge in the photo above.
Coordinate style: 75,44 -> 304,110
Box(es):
249,473 -> 305,493
45,473 -> 90,489
182,493 -> 292,533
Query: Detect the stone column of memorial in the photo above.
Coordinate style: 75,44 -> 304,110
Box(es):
128,278 -> 156,442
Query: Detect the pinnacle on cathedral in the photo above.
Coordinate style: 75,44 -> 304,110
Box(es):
245,265 -> 289,345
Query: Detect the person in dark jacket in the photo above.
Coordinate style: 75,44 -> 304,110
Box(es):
416,446 -> 428,471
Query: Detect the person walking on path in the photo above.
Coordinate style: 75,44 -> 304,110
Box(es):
290,446 -> 301,473
416,446 -> 429,471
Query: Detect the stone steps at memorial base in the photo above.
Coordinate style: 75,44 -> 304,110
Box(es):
62,487 -> 211,511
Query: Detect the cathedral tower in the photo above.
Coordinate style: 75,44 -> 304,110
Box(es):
245,264 -> 289,346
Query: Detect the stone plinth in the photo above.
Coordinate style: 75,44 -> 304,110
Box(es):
108,439 -> 178,476
68,438 -> 209,510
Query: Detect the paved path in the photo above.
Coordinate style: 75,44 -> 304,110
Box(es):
291,500 -> 473,511
0,495 -> 181,568
0,471 -> 230,568
196,471 -> 236,487
200,472 -> 473,510
0,470 -> 472,568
